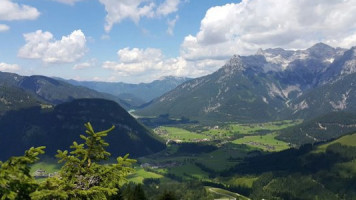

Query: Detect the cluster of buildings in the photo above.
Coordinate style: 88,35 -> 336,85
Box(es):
33,169 -> 58,178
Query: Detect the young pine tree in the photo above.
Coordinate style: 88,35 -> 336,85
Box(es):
0,146 -> 45,200
31,122 -> 136,200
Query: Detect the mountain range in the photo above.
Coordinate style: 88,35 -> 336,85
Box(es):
0,72 -> 132,113
1,42 -> 356,159
61,76 -> 191,106
137,43 -> 356,123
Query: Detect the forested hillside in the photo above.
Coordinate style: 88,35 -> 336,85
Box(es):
0,99 -> 165,160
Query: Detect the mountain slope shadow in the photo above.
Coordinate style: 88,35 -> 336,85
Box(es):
0,98 -> 165,161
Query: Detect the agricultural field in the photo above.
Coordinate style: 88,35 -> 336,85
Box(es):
228,120 -> 301,134
154,126 -> 210,142
127,168 -> 163,183
30,157 -> 61,175
143,121 -> 299,180
315,133 -> 356,153
30,157 -> 61,182
155,120 -> 301,143
232,133 -> 290,151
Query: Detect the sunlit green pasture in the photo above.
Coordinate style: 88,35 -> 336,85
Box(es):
199,120 -> 301,139
30,158 -> 60,175
228,120 -> 301,135
156,126 -> 209,142
232,133 -> 289,151
127,168 -> 163,183
315,133 -> 356,153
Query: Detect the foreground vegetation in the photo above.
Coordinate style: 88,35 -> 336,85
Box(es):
0,123 -> 136,199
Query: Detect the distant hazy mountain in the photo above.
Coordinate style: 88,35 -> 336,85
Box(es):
0,99 -> 165,160
137,43 -> 356,123
62,76 -> 191,105
0,71 -> 131,112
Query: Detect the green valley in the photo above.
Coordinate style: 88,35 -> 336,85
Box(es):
18,116 -> 356,200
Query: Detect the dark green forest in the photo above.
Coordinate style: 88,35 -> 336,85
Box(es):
0,99 -> 165,160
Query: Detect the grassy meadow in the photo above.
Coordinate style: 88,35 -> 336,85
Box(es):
155,126 -> 209,142
127,168 -> 163,183
232,133 -> 290,151
315,133 -> 356,153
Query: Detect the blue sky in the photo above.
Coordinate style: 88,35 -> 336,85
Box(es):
1,0 -> 356,83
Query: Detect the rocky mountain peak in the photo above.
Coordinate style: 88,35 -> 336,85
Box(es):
263,48 -> 295,58
306,42 -> 336,59
308,42 -> 333,50
256,48 -> 264,55
222,55 -> 245,72
226,54 -> 243,65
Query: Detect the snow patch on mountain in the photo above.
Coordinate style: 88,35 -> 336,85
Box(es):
281,85 -> 301,98
256,43 -> 345,73
262,97 -> 269,104
257,48 -> 310,71
293,100 -> 309,113
325,58 -> 335,63
204,102 -> 221,113
341,59 -> 356,75
267,83 -> 284,99
330,90 -> 351,110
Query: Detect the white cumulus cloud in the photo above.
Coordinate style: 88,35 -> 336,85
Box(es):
73,62 -> 91,70
99,0 -> 155,32
0,24 -> 9,32
102,47 -> 224,82
103,48 -> 164,75
99,0 -> 181,32
0,0 -> 40,21
73,59 -> 97,70
18,30 -> 87,64
0,62 -> 20,72
181,0 -> 356,61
